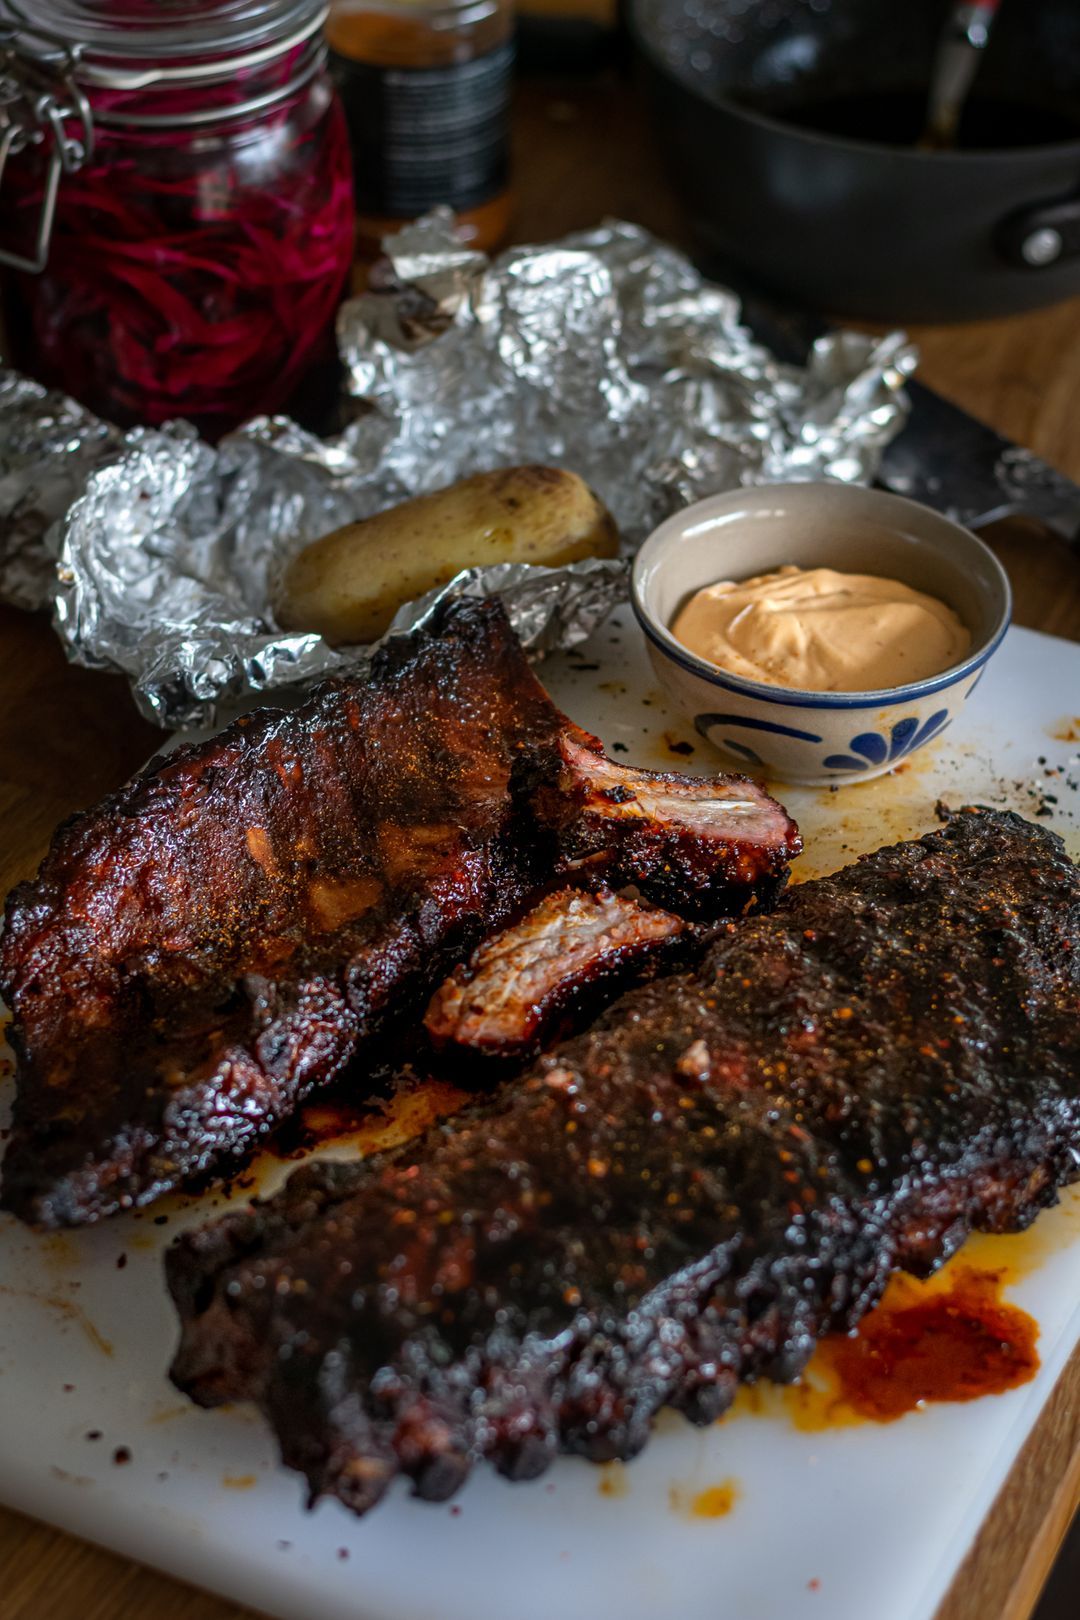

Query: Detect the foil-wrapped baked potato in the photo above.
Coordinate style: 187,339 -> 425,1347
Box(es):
275,465 -> 619,646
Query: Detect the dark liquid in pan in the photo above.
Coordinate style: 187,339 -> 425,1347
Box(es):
739,87 -> 1080,149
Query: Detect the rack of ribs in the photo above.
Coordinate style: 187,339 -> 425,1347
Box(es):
167,809 -> 1080,1517
0,597 -> 798,1227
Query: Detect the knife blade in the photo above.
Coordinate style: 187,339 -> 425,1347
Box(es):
879,380 -> 1080,544
737,289 -> 1080,547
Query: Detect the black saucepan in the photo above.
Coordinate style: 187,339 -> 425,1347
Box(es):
627,0 -> 1080,321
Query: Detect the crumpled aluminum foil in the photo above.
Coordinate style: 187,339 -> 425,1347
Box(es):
0,213 -> 916,729
0,373 -> 123,612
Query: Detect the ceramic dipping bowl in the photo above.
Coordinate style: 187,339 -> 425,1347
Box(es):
630,482 -> 1012,786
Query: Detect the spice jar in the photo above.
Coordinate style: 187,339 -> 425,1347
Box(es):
0,0 -> 355,438
327,0 -> 514,256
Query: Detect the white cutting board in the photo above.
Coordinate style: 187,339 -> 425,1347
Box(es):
1,618 -> 1079,1620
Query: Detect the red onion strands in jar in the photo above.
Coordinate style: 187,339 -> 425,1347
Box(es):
5,53 -> 355,437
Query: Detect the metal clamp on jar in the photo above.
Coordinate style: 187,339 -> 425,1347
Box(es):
0,0 -> 355,437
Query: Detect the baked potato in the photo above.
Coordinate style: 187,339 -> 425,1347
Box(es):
275,465 -> 619,647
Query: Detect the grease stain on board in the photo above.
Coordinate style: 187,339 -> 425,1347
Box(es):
669,1479 -> 740,1519
770,728 -> 1080,881
597,1460 -> 629,1498
774,736 -> 981,885
0,1283 -> 113,1357
148,1404 -> 192,1427
962,1183 -> 1080,1281
39,1232 -> 79,1272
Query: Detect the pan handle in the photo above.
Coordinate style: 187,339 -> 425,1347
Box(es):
996,196 -> 1080,269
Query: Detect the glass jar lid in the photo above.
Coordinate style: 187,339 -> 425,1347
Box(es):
0,1 -> 328,76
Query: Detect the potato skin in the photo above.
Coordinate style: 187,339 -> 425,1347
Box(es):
275,466 -> 619,646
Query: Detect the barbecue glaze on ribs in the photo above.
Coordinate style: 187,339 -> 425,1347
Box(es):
0,598 -> 798,1227
167,810 -> 1080,1516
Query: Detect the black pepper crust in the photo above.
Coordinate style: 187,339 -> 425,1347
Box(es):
167,808 -> 1080,1515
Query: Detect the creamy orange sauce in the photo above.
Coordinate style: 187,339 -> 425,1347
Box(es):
672,566 -> 970,692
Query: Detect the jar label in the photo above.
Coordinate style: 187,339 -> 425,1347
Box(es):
333,42 -> 514,217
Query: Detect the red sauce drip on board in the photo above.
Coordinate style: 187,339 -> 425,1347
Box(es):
819,1265 -> 1040,1421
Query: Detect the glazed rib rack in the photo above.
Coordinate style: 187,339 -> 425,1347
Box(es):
0,597 -> 797,1226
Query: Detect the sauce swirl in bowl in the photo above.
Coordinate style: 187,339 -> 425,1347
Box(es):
672,565 -> 970,693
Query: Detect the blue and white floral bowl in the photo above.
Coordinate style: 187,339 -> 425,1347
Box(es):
631,483 -> 1012,786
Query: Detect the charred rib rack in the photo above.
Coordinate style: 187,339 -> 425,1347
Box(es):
167,809 -> 1080,1516
0,598 -> 798,1226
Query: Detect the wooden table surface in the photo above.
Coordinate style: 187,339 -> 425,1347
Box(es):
2,69 -> 1080,1620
